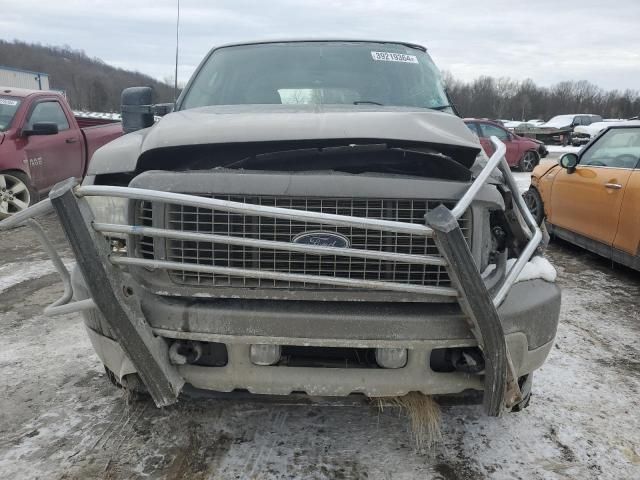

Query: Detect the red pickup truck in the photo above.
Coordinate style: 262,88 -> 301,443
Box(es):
0,87 -> 122,217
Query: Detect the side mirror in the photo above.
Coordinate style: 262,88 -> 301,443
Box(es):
153,103 -> 174,117
559,153 -> 578,174
121,87 -> 155,133
24,122 -> 59,136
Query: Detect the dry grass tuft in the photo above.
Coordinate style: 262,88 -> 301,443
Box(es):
376,392 -> 442,449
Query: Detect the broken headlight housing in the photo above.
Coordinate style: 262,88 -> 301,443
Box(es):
85,196 -> 128,226
85,196 -> 129,249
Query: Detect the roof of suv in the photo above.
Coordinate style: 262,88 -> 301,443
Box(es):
211,39 -> 427,52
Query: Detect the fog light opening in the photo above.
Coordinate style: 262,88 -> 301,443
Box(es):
375,348 -> 407,369
250,344 -> 281,366
430,347 -> 485,374
169,341 -> 203,365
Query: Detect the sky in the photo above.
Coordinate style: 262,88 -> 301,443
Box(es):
1,0 -> 639,91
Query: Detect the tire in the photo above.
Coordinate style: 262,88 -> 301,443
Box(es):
511,372 -> 533,412
518,151 -> 538,172
523,187 -> 544,226
0,171 -> 38,219
104,365 -> 148,401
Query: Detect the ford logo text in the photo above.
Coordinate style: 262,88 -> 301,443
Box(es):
291,231 -> 350,249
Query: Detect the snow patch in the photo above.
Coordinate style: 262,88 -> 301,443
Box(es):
483,256 -> 557,283
0,258 -> 75,293
511,171 -> 532,193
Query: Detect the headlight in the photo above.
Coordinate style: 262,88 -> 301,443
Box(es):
85,196 -> 129,226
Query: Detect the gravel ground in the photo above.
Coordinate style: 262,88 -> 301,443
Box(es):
1,180 -> 639,479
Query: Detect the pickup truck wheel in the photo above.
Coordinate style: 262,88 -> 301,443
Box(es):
511,372 -> 533,412
0,171 -> 38,219
523,187 -> 544,225
519,151 -> 538,172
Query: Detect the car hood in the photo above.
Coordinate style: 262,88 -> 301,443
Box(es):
89,105 -> 481,175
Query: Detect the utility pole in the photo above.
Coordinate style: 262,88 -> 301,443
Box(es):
174,0 -> 180,103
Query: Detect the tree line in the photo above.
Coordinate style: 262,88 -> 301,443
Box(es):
1,39 -> 639,119
0,40 -> 174,112
442,72 -> 640,121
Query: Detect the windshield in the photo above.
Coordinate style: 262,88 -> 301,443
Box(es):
0,96 -> 21,132
543,115 -> 574,128
581,127 -> 640,168
180,42 -> 450,112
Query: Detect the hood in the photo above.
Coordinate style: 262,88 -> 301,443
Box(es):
89,105 -> 480,175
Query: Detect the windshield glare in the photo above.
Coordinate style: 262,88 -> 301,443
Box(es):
0,96 -> 21,132
180,42 -> 450,112
581,127 -> 640,168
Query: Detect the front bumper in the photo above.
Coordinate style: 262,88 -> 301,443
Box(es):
75,267 -> 560,397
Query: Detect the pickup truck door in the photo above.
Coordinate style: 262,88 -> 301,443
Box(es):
23,100 -> 83,191
549,129 -> 638,246
613,161 -> 640,256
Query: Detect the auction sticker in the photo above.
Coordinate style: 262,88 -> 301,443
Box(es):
371,51 -> 418,64
0,98 -> 18,106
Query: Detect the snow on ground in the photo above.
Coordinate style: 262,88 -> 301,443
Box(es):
0,259 -> 74,294
1,216 -> 639,479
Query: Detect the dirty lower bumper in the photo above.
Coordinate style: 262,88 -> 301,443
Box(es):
77,270 -> 560,397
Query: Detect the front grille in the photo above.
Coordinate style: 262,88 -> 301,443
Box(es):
136,196 -> 471,290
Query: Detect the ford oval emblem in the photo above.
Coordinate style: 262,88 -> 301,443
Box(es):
292,231 -> 350,248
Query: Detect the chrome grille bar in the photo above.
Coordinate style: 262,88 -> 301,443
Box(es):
79,186 -> 435,237
93,223 -> 447,266
111,256 -> 459,296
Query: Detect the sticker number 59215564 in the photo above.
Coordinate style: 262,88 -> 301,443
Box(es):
370,51 -> 419,64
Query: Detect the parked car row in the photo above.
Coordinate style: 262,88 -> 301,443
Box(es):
572,119 -> 640,146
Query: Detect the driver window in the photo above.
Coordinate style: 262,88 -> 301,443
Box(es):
480,123 -> 509,140
25,101 -> 69,131
580,128 -> 640,169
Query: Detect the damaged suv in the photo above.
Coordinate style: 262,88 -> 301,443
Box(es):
0,40 -> 560,416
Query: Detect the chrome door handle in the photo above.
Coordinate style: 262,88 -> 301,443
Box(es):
65,138 -> 78,144
605,183 -> 622,190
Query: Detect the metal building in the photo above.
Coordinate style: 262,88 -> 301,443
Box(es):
0,66 -> 50,90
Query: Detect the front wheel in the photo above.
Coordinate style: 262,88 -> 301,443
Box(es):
511,372 -> 533,412
523,187 -> 544,225
0,171 -> 38,219
104,365 -> 148,402
519,151 -> 538,172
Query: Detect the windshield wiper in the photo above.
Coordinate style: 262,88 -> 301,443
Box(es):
428,104 -> 453,111
354,101 -> 384,106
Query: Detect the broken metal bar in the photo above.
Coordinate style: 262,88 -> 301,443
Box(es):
26,219 -> 73,312
426,204 -> 521,416
79,186 -> 434,237
0,198 -> 52,231
110,256 -> 459,297
450,137 -> 506,219
45,298 -> 97,317
49,178 -> 184,407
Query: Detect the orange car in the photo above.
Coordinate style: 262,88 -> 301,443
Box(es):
525,125 -> 640,270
